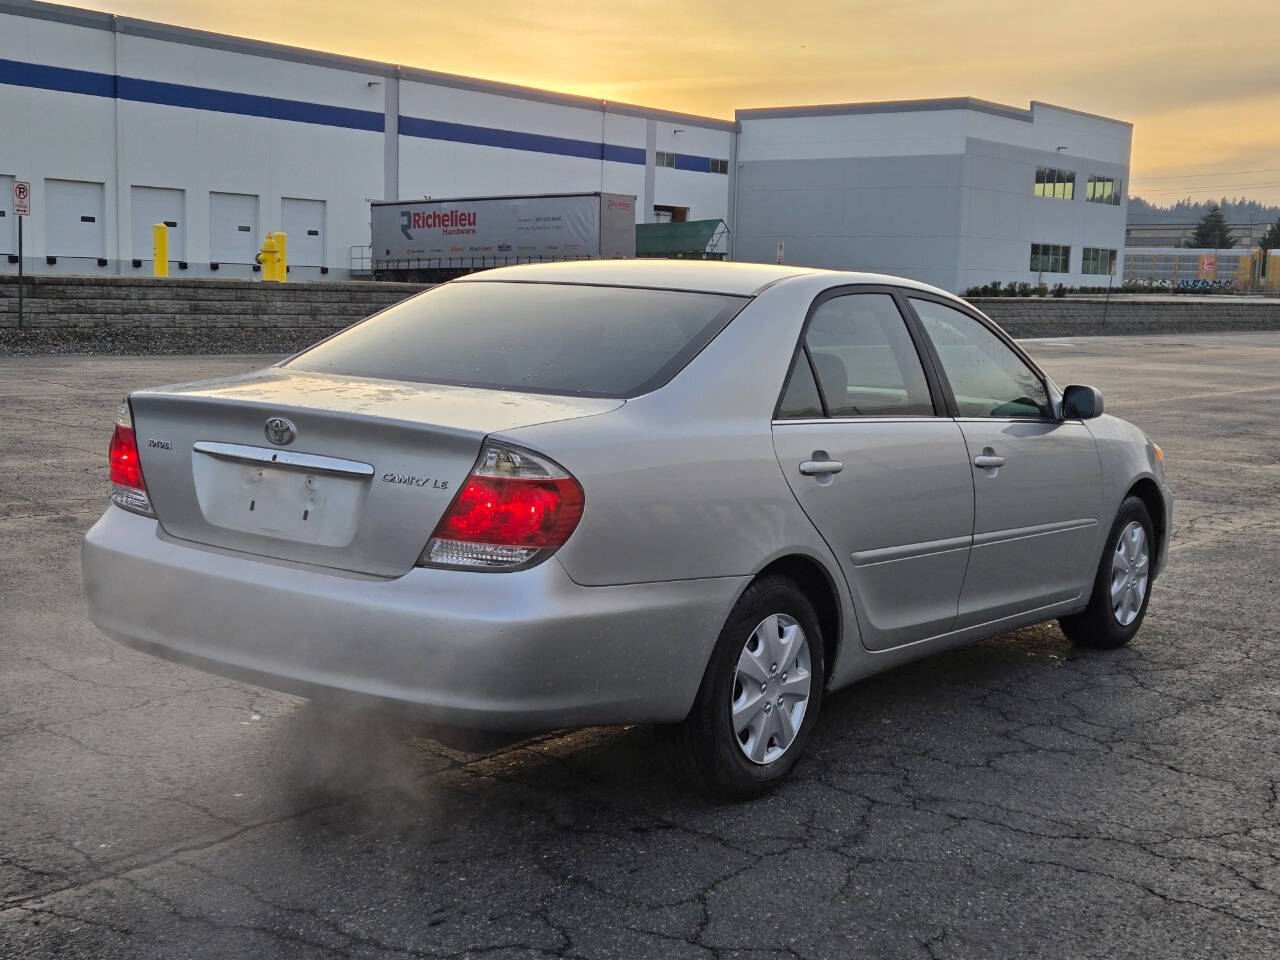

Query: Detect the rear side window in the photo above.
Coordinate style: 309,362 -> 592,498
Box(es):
289,282 -> 747,399
777,352 -> 824,419
803,293 -> 934,417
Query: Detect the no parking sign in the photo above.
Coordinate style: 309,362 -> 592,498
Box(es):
12,180 -> 30,216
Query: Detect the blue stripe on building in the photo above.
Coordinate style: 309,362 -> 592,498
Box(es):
1,58 -> 713,170
0,57 -> 382,132
674,153 -> 713,173
0,57 -> 116,98
399,115 -> 647,165
117,76 -> 384,132
603,143 -> 648,165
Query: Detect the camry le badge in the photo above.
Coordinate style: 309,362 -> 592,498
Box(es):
264,417 -> 296,446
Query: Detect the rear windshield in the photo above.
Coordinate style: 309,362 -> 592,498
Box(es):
288,281 -> 748,399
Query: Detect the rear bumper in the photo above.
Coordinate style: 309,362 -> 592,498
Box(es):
82,507 -> 745,730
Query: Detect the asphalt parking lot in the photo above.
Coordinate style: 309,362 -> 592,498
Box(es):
2,333 -> 1278,959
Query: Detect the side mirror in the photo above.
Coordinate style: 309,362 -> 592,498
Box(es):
1062,384 -> 1104,419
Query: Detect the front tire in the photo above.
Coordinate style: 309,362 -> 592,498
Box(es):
662,575 -> 825,799
1059,495 -> 1155,649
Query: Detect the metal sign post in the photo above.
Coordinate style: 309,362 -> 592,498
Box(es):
12,180 -> 30,330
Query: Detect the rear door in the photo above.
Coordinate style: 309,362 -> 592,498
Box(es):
771,289 -> 975,650
906,296 -> 1102,625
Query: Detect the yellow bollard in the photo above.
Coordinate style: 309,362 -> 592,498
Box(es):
152,223 -> 168,278
271,231 -> 287,283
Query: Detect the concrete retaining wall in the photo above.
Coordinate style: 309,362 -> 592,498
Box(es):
3,276 -> 1280,340
972,296 -> 1280,338
0,276 -> 427,330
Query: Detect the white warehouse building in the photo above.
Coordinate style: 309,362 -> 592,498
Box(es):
0,0 -> 733,280
0,1 -> 1131,292
733,99 -> 1132,293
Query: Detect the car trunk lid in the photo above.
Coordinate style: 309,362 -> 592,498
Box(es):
128,368 -> 621,577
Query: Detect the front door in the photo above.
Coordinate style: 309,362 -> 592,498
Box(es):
771,291 -> 975,651
907,297 -> 1102,626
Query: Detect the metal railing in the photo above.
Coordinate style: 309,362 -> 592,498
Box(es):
349,245 -> 372,275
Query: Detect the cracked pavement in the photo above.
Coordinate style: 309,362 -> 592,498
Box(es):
2,333 -> 1278,959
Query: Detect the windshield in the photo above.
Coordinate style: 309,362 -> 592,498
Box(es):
288,281 -> 748,399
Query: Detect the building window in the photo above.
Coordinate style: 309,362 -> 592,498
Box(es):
1030,243 -> 1071,273
1033,167 -> 1076,200
1086,176 -> 1121,205
709,158 -> 729,174
655,151 -> 676,168
1081,247 -> 1117,275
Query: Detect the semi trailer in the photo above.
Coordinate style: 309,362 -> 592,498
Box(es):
370,192 -> 637,282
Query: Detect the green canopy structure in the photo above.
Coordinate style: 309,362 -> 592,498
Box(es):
635,219 -> 728,259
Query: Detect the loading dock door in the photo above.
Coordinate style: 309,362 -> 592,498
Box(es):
0,174 -> 13,256
46,179 -> 105,259
281,198 -> 325,266
209,192 -> 259,264
131,186 -> 185,261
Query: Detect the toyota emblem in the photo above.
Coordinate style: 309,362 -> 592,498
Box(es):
264,417 -> 296,446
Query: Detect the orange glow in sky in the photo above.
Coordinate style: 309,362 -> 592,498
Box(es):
74,0 -> 1280,204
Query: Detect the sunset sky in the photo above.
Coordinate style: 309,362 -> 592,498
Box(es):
84,0 -> 1280,205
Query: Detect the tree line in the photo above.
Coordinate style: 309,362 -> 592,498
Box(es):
1129,196 -> 1280,250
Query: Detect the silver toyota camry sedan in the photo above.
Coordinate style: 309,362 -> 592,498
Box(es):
82,261 -> 1172,797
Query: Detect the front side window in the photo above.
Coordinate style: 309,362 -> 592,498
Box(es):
797,293 -> 934,417
910,298 -> 1051,419
289,282 -> 746,399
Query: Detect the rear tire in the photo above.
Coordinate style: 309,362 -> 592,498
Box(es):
1059,495 -> 1155,649
661,575 -> 825,799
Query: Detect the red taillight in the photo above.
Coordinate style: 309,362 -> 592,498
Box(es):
420,442 -> 584,570
109,423 -> 145,489
438,475 -> 584,546
109,399 -> 153,515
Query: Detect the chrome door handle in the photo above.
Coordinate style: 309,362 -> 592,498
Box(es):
799,459 -> 844,476
973,454 -> 1006,469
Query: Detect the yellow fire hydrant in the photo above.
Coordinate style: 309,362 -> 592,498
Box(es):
255,234 -> 284,283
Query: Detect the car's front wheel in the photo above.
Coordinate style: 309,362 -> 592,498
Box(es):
662,575 -> 825,798
1059,495 -> 1155,649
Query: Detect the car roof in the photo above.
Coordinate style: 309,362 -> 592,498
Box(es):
453,259 -> 814,295
452,259 -> 961,300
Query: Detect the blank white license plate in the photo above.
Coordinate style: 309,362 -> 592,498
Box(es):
192,458 -> 366,547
